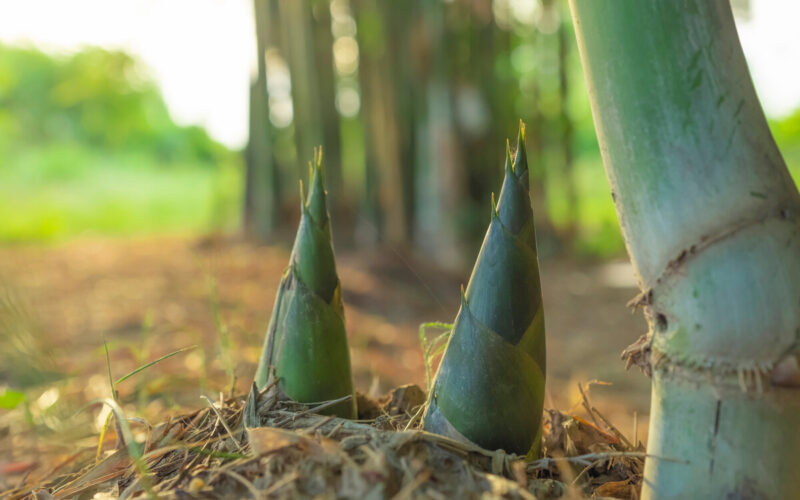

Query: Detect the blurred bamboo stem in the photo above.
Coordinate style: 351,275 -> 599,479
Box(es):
279,0 -> 324,181
244,0 -> 279,240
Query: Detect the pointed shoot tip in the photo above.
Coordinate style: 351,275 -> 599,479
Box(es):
514,121 -> 528,176
315,145 -> 324,168
505,141 -> 514,176
298,180 -> 307,211
310,146 -> 326,190
459,285 -> 468,307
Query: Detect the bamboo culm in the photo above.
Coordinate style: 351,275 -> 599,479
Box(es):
568,1 -> 800,497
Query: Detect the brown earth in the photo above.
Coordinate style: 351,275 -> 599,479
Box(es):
0,235 -> 650,487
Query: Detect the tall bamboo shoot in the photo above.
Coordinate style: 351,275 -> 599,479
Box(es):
424,126 -> 546,456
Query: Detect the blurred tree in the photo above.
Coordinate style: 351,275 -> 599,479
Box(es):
413,0 -> 465,265
353,0 -> 414,245
278,0 -> 342,196
310,0 -> 344,200
244,0 -> 280,241
0,44 -> 227,164
239,0 -> 610,258
557,1 -> 577,240
279,0 -> 323,182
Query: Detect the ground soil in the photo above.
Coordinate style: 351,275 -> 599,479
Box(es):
0,235 -> 650,484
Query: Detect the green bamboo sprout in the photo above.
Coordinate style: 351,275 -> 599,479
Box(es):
254,148 -> 356,419
423,124 -> 546,456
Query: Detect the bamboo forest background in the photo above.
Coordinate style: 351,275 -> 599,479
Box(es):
2,0 -> 799,261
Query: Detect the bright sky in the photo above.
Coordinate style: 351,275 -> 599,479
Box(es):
0,0 -> 798,149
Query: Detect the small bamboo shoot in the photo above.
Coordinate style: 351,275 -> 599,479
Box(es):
255,149 -> 356,419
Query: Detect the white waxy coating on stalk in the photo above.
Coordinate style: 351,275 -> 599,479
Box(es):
569,0 -> 800,498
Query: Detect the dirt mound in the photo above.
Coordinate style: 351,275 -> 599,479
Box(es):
9,384 -> 644,500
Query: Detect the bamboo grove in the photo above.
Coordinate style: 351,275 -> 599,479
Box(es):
243,0 -> 578,263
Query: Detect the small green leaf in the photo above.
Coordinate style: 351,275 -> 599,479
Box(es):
0,389 -> 25,409
418,322 -> 453,393
103,336 -> 115,401
115,345 -> 197,385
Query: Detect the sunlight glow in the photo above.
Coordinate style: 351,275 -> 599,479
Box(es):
0,0 -> 797,149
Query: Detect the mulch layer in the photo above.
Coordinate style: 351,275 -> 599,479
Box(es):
5,383 -> 644,500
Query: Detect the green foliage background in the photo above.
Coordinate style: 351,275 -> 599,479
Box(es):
0,44 -> 241,242
0,43 -> 797,252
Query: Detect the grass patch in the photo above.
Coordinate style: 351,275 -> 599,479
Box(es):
0,143 -> 241,242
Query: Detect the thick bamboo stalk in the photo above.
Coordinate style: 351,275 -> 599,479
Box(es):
568,0 -> 800,498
